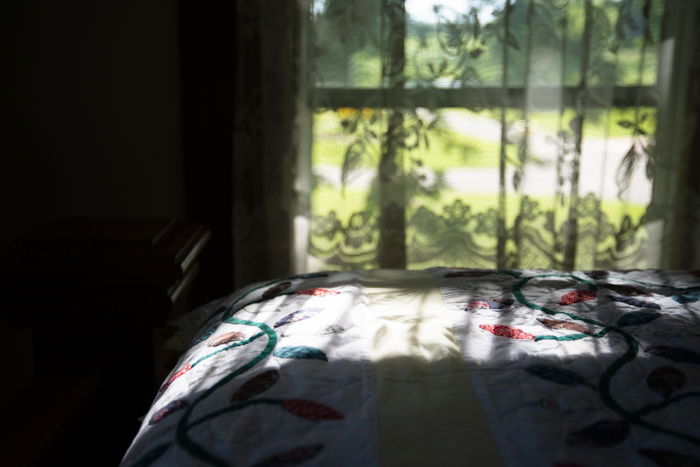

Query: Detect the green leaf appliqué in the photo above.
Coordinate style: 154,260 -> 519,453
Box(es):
525,365 -> 589,387
617,311 -> 661,327
673,288 -> 700,304
646,346 -> 700,365
273,346 -> 328,361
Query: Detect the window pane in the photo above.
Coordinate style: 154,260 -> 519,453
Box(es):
312,0 -> 383,87
307,0 -> 665,271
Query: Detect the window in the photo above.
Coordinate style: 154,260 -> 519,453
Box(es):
300,0 -> 696,272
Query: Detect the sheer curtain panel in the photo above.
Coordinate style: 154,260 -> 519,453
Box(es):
298,0 -> 700,272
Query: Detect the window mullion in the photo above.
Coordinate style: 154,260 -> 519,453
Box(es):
315,86 -> 658,109
376,0 -> 407,269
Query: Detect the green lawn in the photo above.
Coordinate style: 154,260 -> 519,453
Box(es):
311,106 -> 650,253
313,106 -> 655,174
312,130 -> 502,170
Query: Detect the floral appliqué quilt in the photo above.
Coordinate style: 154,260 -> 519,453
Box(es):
122,269 -> 700,466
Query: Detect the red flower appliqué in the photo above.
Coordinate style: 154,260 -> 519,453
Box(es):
466,300 -> 491,311
479,324 -> 535,340
295,288 -> 340,296
559,290 -> 597,306
158,363 -> 192,393
281,399 -> 344,421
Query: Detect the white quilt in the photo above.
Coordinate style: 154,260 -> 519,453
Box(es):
122,268 -> 700,466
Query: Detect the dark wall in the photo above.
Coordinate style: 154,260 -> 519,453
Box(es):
0,0 -> 184,402
1,0 -> 184,244
179,1 -> 235,302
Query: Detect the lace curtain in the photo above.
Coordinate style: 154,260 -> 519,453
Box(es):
298,0 -> 700,272
231,0 -> 699,285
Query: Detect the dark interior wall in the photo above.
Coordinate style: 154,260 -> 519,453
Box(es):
1,0 -> 184,245
0,0 -> 184,402
179,1 -> 235,302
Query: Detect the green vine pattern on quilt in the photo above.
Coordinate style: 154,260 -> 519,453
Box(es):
510,272 -> 700,446
440,267 -> 700,463
133,273 -> 340,467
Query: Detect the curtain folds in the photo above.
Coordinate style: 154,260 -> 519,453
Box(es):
232,0 -> 305,288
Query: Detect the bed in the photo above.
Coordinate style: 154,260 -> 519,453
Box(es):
121,268 -> 700,466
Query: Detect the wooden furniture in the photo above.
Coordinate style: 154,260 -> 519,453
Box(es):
0,218 -> 211,465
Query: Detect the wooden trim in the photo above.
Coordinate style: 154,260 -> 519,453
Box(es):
314,85 -> 659,109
